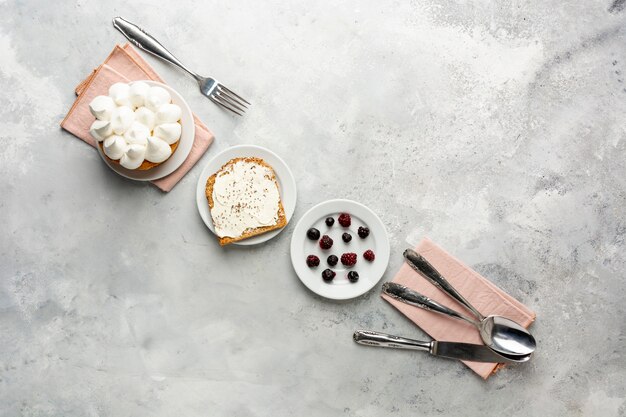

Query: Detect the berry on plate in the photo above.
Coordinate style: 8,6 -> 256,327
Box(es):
319,235 -> 333,250
341,252 -> 357,267
358,226 -> 370,238
306,255 -> 320,267
307,228 -> 320,240
338,213 -> 351,227
347,271 -> 359,282
322,269 -> 336,282
342,232 -> 352,243
363,250 -> 375,262
327,255 -> 338,266
325,217 -> 335,227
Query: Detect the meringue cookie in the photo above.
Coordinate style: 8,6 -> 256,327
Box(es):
89,95 -> 115,121
108,82 -> 132,106
154,123 -> 182,144
110,106 -> 135,135
89,120 -> 113,142
145,86 -> 171,112
129,81 -> 150,108
103,135 -> 128,160
120,144 -> 146,170
145,136 -> 172,163
155,103 -> 182,125
134,107 -> 156,131
123,121 -> 149,146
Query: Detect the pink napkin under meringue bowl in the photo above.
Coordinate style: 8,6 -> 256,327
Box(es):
382,238 -> 536,379
60,43 -> 214,192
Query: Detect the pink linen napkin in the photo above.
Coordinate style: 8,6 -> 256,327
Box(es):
60,43 -> 214,192
382,238 -> 536,379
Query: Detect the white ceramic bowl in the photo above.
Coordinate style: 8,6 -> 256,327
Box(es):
290,199 -> 390,300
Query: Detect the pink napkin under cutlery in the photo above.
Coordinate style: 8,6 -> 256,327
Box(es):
382,238 -> 536,379
61,43 -> 214,192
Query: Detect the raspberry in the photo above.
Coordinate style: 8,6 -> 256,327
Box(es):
325,217 -> 335,227
307,228 -> 320,240
341,252 -> 357,267
327,255 -> 338,266
358,226 -> 370,238
306,255 -> 320,267
338,213 -> 351,227
363,250 -> 375,262
347,271 -> 359,282
342,232 -> 352,243
322,269 -> 336,282
319,235 -> 333,250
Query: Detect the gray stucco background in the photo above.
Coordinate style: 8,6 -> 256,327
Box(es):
1,0 -> 625,415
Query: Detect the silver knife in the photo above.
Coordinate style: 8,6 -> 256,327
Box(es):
353,330 -> 530,363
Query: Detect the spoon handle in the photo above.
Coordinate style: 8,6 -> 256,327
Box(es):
404,249 -> 485,321
382,282 -> 479,326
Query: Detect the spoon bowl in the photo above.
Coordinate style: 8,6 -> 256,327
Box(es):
481,315 -> 536,357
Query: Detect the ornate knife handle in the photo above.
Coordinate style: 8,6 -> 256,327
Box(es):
353,330 -> 431,351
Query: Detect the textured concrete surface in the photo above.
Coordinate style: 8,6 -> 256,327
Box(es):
1,0 -> 625,416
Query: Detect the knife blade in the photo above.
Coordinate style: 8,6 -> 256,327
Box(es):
353,330 -> 530,363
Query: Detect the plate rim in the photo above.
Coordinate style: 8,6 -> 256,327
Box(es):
290,198 -> 390,300
195,144 -> 297,246
95,80 -> 195,182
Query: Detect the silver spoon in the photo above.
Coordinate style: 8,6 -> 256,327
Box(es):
402,249 -> 536,356
382,282 -> 535,357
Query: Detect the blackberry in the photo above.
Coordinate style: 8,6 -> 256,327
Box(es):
322,269 -> 336,282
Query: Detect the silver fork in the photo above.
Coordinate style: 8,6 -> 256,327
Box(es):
113,17 -> 250,116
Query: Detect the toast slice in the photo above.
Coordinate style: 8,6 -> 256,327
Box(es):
206,157 -> 287,246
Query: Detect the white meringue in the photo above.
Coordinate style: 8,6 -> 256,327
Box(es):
145,86 -> 171,112
89,120 -> 113,142
129,81 -> 150,108
123,122 -> 149,146
110,106 -> 135,135
134,107 -> 156,131
89,95 -> 115,121
88,81 -> 182,169
145,136 -> 172,163
108,82 -> 132,106
103,135 -> 128,160
153,123 -> 182,144
120,144 -> 146,170
155,103 -> 182,125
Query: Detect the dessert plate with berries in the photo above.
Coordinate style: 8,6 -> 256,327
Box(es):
290,199 -> 390,300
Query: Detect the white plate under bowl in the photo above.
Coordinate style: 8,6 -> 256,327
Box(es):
95,80 -> 195,181
196,144 -> 297,246
290,199 -> 390,300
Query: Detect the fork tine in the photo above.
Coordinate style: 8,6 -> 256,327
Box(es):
215,89 -> 247,113
218,84 -> 251,106
216,85 -> 248,109
210,94 -> 244,116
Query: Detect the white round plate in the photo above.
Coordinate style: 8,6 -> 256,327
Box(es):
290,199 -> 390,300
95,80 -> 195,181
196,145 -> 297,246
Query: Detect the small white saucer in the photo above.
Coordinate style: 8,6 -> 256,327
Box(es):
290,199 -> 390,300
195,144 -> 297,246
95,80 -> 195,181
